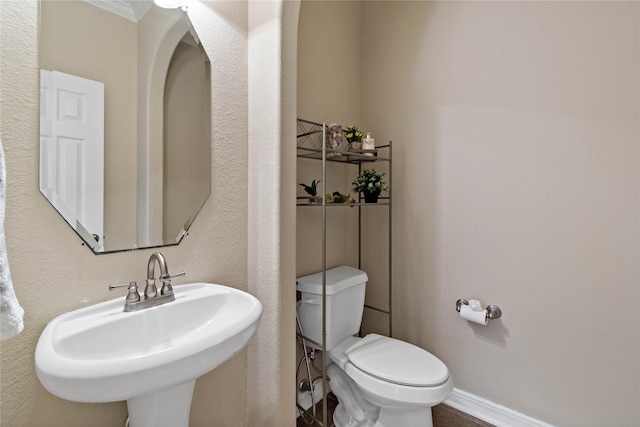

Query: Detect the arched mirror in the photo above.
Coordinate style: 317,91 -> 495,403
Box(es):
39,0 -> 211,254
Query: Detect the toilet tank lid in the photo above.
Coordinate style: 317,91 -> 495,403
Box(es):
296,266 -> 368,296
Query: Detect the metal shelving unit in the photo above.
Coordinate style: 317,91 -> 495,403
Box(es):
296,118 -> 393,427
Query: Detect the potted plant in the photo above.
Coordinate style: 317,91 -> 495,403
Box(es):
299,179 -> 322,204
345,125 -> 363,150
352,169 -> 389,203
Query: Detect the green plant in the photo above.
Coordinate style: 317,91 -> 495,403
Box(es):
325,191 -> 356,204
345,125 -> 363,143
299,179 -> 321,196
352,169 -> 389,195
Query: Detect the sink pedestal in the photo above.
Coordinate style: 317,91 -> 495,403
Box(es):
128,380 -> 196,427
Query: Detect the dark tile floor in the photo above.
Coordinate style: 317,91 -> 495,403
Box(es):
296,393 -> 494,427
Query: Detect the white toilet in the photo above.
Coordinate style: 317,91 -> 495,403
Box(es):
297,266 -> 453,427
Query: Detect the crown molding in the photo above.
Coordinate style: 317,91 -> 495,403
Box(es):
83,0 -> 153,23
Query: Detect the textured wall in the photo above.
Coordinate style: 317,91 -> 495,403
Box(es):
247,0 -> 298,424
361,1 -> 640,425
0,1 -> 259,425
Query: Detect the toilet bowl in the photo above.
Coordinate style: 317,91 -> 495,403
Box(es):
328,335 -> 453,427
296,266 -> 453,427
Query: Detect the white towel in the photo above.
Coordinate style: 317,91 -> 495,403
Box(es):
0,138 -> 24,341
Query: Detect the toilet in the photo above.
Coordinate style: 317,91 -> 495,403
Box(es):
297,266 -> 453,427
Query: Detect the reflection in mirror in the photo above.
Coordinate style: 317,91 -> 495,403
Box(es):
39,0 -> 211,254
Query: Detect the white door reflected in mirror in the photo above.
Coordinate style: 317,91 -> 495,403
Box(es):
40,70 -> 105,251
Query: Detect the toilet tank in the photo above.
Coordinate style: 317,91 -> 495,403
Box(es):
296,266 -> 367,351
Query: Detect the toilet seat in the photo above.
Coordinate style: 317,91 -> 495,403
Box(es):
345,334 -> 449,387
328,335 -> 453,408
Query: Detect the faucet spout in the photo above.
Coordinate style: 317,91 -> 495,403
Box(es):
144,252 -> 170,299
147,252 -> 169,280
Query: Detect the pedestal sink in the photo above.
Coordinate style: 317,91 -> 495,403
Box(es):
35,283 -> 262,426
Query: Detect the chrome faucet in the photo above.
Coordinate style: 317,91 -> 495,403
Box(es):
146,252 -> 168,298
109,252 -> 185,312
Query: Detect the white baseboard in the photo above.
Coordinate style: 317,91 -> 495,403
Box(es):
444,388 -> 555,427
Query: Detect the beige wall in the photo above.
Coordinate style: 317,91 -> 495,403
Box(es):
298,0 -> 639,425
163,40 -> 211,241
1,0 -> 294,425
359,1 -> 639,425
39,0 -> 138,249
296,0 -> 362,278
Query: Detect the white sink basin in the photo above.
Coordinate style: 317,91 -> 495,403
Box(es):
35,283 -> 262,425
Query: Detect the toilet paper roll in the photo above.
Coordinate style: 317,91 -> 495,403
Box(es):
460,304 -> 488,325
468,299 -> 482,311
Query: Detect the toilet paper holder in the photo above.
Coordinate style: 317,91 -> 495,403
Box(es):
456,299 -> 502,320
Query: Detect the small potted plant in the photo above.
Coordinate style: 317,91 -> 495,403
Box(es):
345,125 -> 363,150
299,179 -> 322,204
352,169 -> 389,203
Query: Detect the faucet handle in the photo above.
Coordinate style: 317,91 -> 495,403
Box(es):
160,271 -> 186,280
108,281 -> 141,303
160,271 -> 186,296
